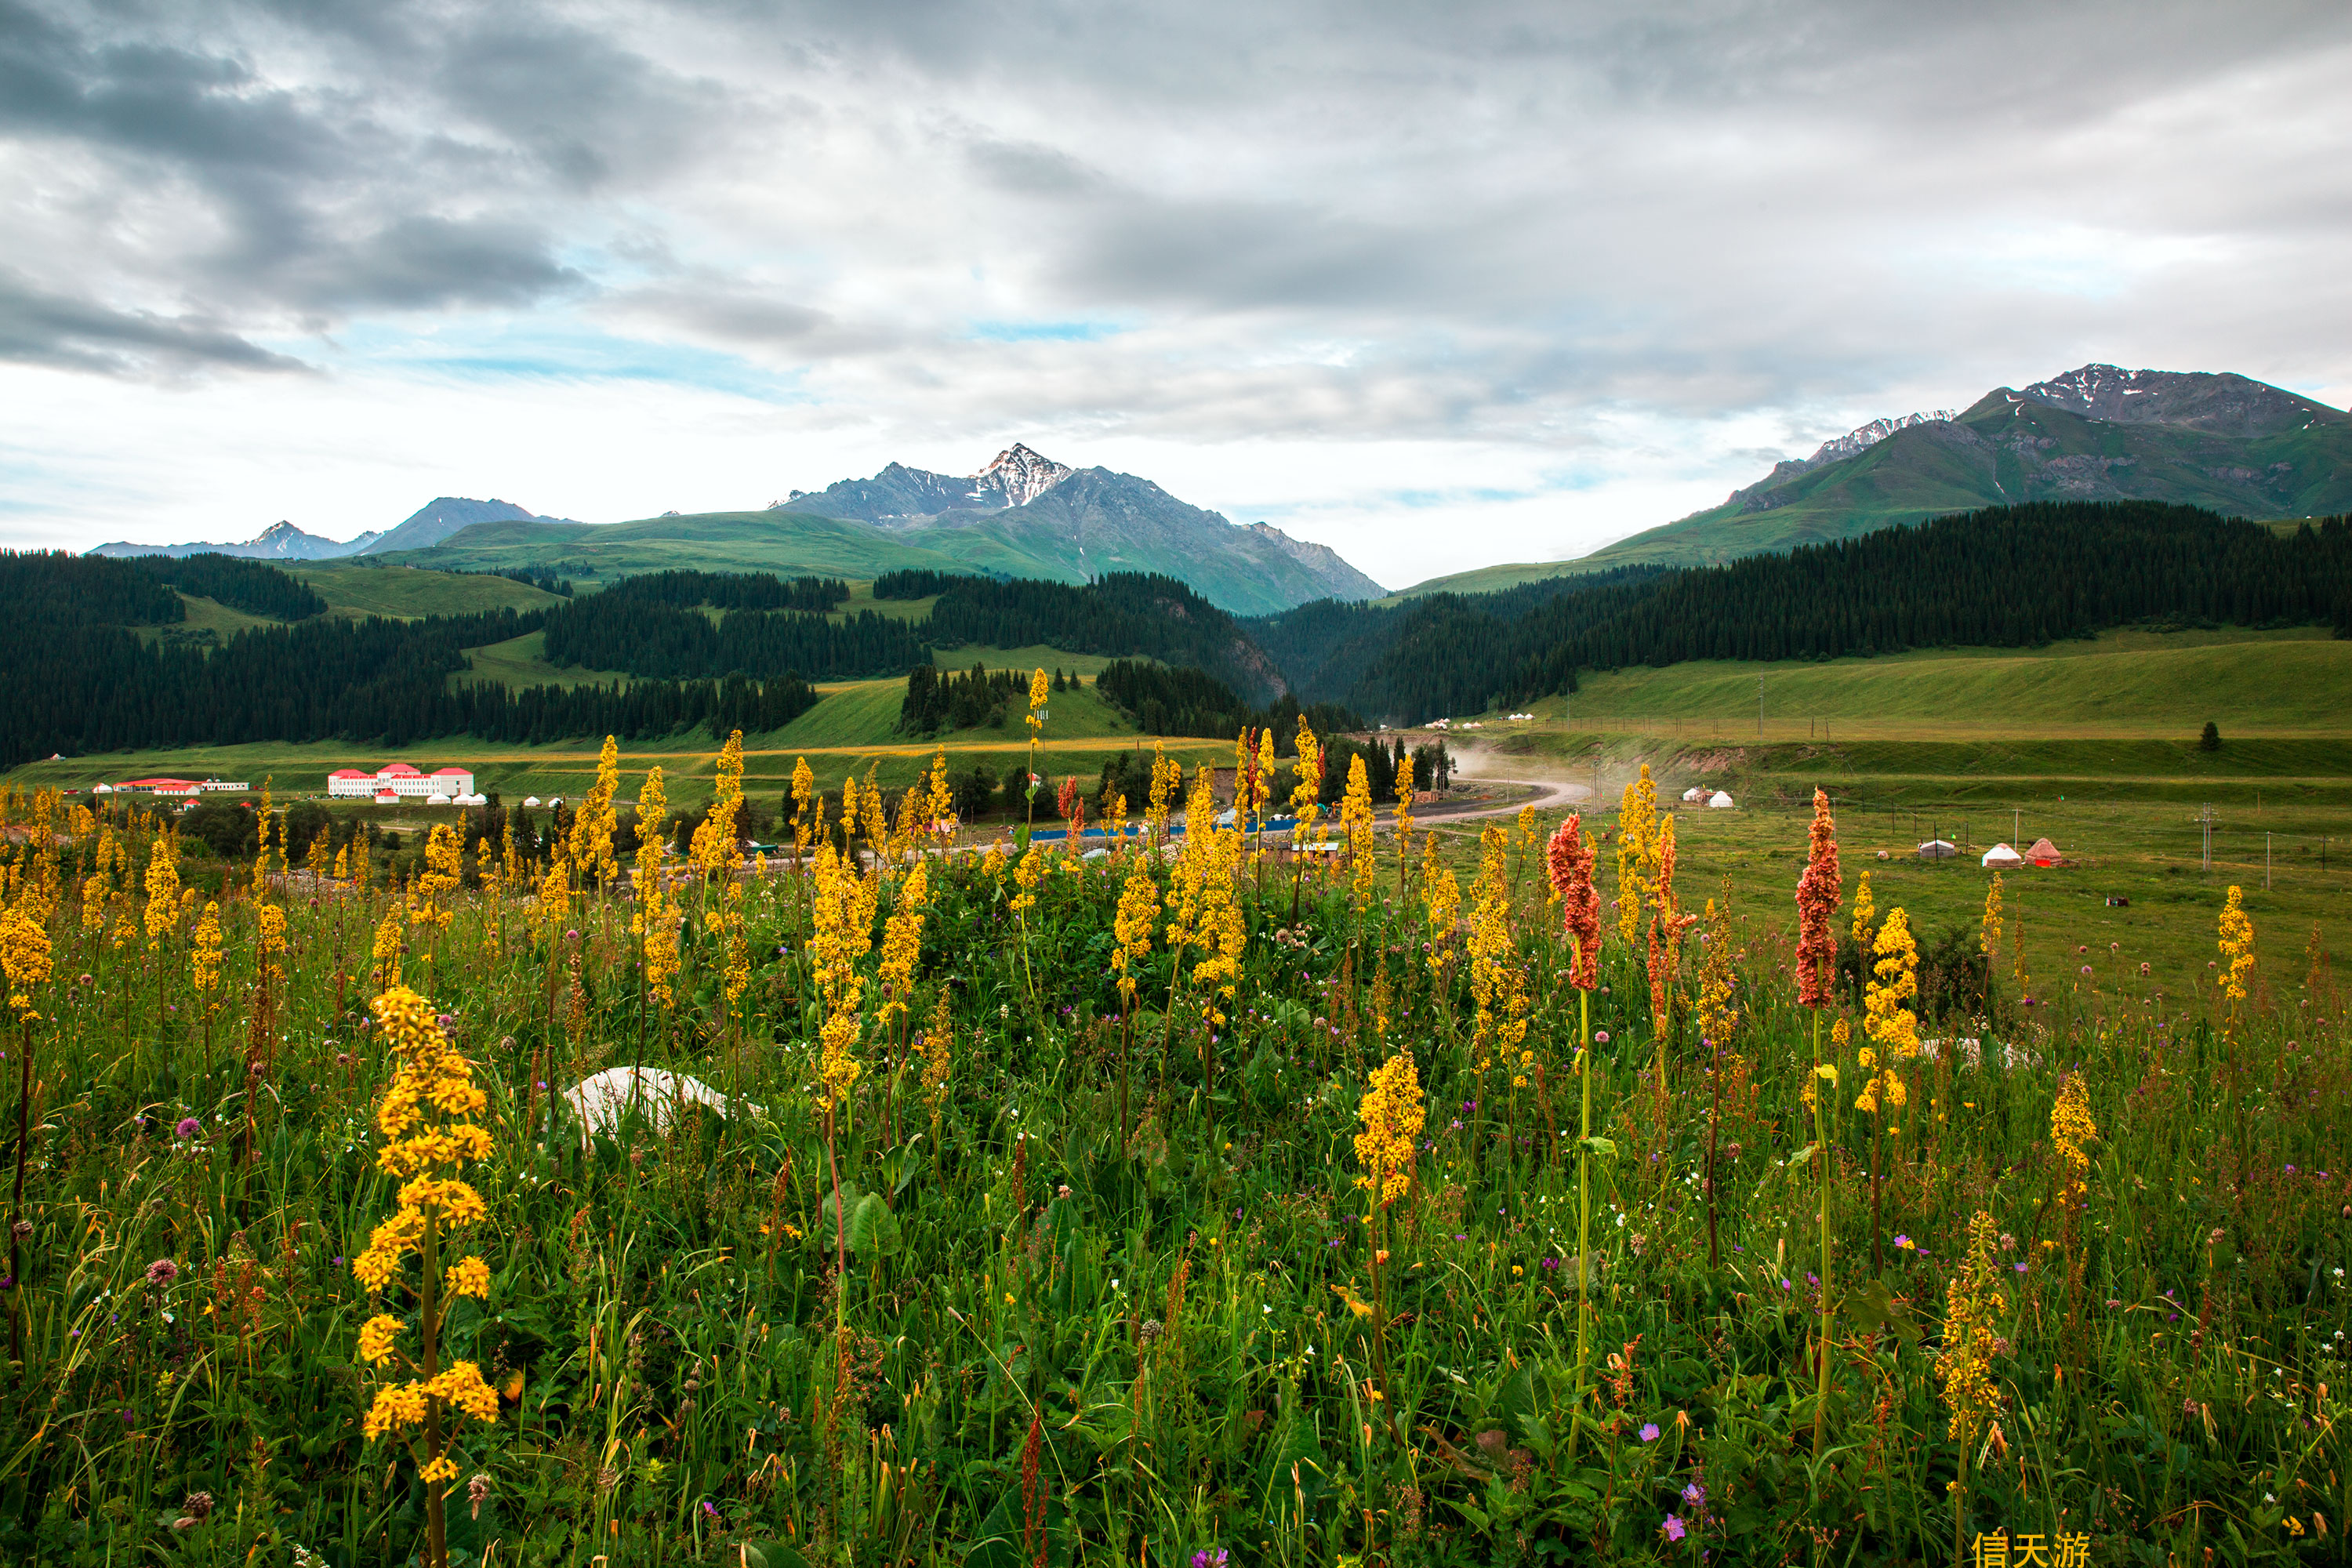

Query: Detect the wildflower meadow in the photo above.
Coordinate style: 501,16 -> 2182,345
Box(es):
0,711 -> 2345,1567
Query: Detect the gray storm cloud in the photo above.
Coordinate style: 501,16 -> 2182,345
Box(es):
1,0 -> 2348,560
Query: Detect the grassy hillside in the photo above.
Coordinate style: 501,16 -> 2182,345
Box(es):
289,562 -> 566,619
1513,627 -> 2352,737
383,511 -> 965,581
921,642 -> 1128,677
1385,559 -> 1613,600
131,593 -> 285,645
1575,395 -> 2352,571
779,672 -> 1138,751
448,630 -> 633,691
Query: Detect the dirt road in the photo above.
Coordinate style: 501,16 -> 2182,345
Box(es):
1411,739 -> 1595,830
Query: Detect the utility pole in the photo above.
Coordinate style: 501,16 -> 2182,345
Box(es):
1756,674 -> 1764,741
2200,803 -> 2213,872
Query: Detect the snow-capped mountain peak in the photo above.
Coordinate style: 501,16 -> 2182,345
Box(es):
973,443 -> 1073,506
1806,409 -> 1959,466
2018,363 -> 2144,412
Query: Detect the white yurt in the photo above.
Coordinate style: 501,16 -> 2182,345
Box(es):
523,797 -> 541,807
1917,839 -> 1958,859
1681,786 -> 1707,804
1982,842 -> 2023,868
1707,790 -> 1735,808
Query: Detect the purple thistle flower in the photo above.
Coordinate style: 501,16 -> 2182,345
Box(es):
144,1258 -> 179,1286
174,1117 -> 201,1139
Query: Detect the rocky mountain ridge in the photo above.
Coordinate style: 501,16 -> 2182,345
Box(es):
91,518 -> 385,561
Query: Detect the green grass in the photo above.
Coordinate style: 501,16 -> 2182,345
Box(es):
1492,783 -> 2352,994
287,561 -> 567,620
920,644 -> 1129,678
380,511 -> 966,582
132,593 -> 285,645
832,583 -> 936,623
1501,626 -> 2352,737
1386,558 -> 1614,600
449,630 -> 633,692
5,789 -> 2347,1561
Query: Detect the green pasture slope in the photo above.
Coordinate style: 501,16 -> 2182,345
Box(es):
1508,627 -> 2352,736
131,593 -> 282,644
378,511 -> 964,581
448,630 -> 633,691
288,561 -> 566,620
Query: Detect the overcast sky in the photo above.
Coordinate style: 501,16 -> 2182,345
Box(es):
5,0 -> 2349,586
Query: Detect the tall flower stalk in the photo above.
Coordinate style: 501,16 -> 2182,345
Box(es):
1546,814 -> 1602,1441
2,888 -> 51,1362
1352,1047 -> 1424,1424
808,840 -> 876,1339
1022,668 -> 1050,844
1935,1210 -> 2007,1565
1792,787 -> 1842,1456
1110,858 -> 1159,1143
1857,907 -> 1918,1278
353,985 -> 500,1568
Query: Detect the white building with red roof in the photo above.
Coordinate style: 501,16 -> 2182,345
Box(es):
328,764 -> 477,800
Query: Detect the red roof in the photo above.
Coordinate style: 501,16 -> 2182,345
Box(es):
373,789 -> 398,800
378,764 -> 422,777
431,767 -> 471,777
329,768 -> 372,779
119,777 -> 199,788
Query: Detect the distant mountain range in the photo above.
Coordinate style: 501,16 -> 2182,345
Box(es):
366,446 -> 1387,615
91,519 -> 385,561
89,497 -> 578,564
1400,364 -> 2352,596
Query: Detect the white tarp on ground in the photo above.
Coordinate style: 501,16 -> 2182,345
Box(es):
561,1067 -> 762,1141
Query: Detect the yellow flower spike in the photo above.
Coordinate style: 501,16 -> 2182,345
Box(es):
446,1256 -> 492,1298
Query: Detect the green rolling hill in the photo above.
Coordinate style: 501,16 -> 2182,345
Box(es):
1392,364 -> 2352,595
376,510 -> 967,583
290,562 -> 567,619
377,445 -> 1384,616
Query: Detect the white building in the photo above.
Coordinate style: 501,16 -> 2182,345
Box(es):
328,764 -> 477,800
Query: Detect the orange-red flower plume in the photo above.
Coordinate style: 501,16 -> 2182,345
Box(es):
1549,815 -> 1601,990
1795,787 -> 1841,1009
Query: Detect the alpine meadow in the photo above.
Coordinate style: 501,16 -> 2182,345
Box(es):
8,2 -> 2352,1561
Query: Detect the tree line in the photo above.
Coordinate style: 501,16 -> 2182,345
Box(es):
0,556 -> 818,764
1093,660 -> 1363,742
898,663 -> 1035,735
877,571 -> 1275,699
5,550 -> 330,629
596,569 -> 848,612
539,593 -> 925,681
1283,503 -> 2352,721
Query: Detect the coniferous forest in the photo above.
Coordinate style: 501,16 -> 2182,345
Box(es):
10,502 -> 2350,764
0,557 -> 818,766
1269,503 -> 2352,720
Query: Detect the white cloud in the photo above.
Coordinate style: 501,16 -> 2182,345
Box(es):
2,0 -> 2349,575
